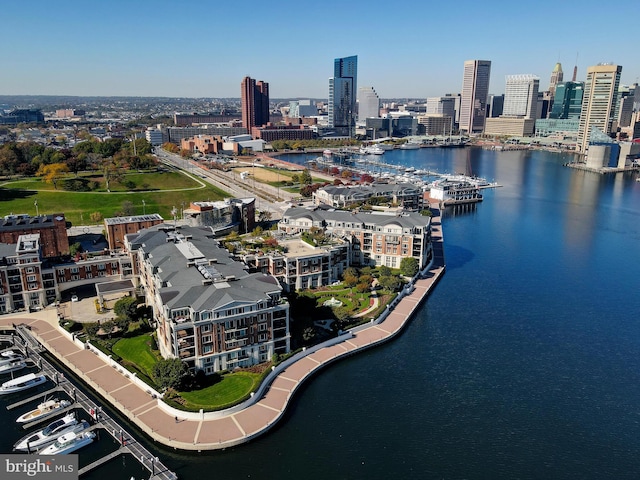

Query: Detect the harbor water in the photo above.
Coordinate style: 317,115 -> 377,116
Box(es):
2,147 -> 640,479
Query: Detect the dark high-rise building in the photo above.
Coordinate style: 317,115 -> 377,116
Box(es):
328,55 -> 358,137
241,76 -> 269,133
487,94 -> 504,118
549,81 -> 584,120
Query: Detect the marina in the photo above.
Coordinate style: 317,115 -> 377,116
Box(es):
0,328 -> 177,480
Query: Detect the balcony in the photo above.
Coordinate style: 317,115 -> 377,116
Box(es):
178,347 -> 195,359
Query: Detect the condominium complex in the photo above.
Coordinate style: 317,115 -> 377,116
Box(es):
278,207 -> 433,271
576,64 -> 622,154
241,76 -> 270,132
0,233 -> 133,313
328,55 -> 358,137
459,60 -> 491,134
243,239 -> 350,292
313,183 -> 424,211
127,224 -> 290,374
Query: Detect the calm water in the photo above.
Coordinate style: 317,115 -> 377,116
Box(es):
2,147 -> 640,479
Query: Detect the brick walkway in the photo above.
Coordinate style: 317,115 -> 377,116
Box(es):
4,210 -> 445,451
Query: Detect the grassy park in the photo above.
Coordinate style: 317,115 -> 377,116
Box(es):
0,170 -> 229,224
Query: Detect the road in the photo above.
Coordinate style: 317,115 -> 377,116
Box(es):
154,149 -> 295,219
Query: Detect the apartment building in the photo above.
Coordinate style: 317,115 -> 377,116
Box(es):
313,183 -> 424,211
126,224 -> 290,375
243,239 -> 350,292
278,207 -> 433,270
0,233 -> 133,313
0,214 -> 69,258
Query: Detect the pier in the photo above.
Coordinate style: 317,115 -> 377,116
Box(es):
3,329 -> 178,480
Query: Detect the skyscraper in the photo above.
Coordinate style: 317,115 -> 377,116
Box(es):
549,62 -> 563,98
459,60 -> 491,134
241,76 -> 269,133
329,55 -> 358,137
503,75 -> 540,118
357,86 -> 380,124
576,64 -> 622,154
549,81 -> 584,119
426,96 -> 457,119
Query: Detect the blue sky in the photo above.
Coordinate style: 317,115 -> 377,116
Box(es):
3,0 -> 638,99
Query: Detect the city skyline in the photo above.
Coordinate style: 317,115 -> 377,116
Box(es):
3,0 -> 639,100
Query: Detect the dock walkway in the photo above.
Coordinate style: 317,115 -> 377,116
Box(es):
3,207 -> 445,452
6,329 -> 177,480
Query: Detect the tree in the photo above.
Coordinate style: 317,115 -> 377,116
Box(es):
258,210 -> 272,222
399,257 -> 419,277
379,275 -> 402,292
36,162 -> 69,189
302,327 -> 316,345
300,169 -> 312,185
69,242 -> 83,257
121,200 -> 135,216
378,265 -> 391,277
152,358 -> 188,390
100,157 -> 123,191
90,212 -> 103,223
114,296 -> 138,321
343,267 -> 359,288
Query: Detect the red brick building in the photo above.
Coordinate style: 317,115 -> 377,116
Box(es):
0,214 -> 69,258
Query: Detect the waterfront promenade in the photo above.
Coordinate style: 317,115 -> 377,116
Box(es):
2,213 -> 445,451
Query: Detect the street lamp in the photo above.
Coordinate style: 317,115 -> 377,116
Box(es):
34,200 -> 39,217
142,200 -> 146,215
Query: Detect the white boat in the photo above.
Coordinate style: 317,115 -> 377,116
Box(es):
400,142 -> 420,149
0,353 -> 27,374
14,414 -> 89,452
39,431 -> 96,455
360,145 -> 385,155
16,398 -> 72,423
376,143 -> 395,150
323,149 -> 333,156
0,373 -> 47,395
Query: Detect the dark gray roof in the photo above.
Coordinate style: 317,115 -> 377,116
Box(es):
129,224 -> 281,311
281,207 -> 430,229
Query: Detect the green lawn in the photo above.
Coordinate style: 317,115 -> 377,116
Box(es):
178,372 -> 260,410
112,334 -> 160,377
0,171 -> 229,224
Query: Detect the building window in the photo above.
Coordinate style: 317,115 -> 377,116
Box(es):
27,275 -> 36,282
202,335 -> 212,344
201,323 -> 212,332
26,267 -> 35,274
203,345 -> 213,354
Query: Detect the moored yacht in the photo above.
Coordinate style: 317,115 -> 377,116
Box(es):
39,431 -> 96,455
0,353 -> 27,374
16,398 -> 72,423
14,414 -> 89,452
0,373 -> 47,395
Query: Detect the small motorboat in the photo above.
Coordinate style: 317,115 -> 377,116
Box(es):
16,398 -> 72,423
0,373 -> 47,395
14,414 -> 89,452
38,431 -> 96,455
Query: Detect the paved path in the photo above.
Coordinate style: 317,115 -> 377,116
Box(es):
3,209 -> 445,451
